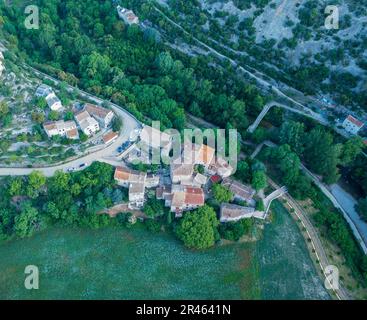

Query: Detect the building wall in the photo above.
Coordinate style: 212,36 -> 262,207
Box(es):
343,119 -> 361,135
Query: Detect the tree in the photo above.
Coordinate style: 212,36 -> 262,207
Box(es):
176,205 -> 219,249
111,189 -> 123,204
340,137 -> 364,166
26,171 -> 46,199
31,112 -> 45,124
251,127 -> 267,143
144,198 -> 165,218
219,219 -> 253,241
155,52 -> 174,75
44,201 -> 60,220
251,170 -> 267,191
235,160 -> 250,182
49,110 -> 59,121
145,219 -> 161,233
279,121 -> 305,155
8,177 -> 23,196
304,128 -> 341,184
271,144 -> 301,186
36,98 -> 47,110
111,117 -> 122,132
49,170 -> 70,192
212,184 -> 233,203
14,202 -> 43,238
0,101 -> 9,120
79,51 -> 111,83
64,111 -> 74,121
256,199 -> 265,211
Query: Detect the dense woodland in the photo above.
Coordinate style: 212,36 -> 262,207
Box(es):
0,0 -> 265,138
0,162 -> 253,253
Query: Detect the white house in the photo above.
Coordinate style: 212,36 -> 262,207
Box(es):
342,115 -> 364,135
182,142 -> 215,168
117,6 -> 139,25
163,185 -> 205,217
85,104 -> 114,128
75,110 -> 100,136
43,120 -> 79,140
128,182 -> 145,209
146,174 -> 160,188
170,163 -> 194,184
46,93 -> 63,111
114,167 -> 147,209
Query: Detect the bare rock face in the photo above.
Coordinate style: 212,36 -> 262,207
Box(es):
0,51 -> 5,77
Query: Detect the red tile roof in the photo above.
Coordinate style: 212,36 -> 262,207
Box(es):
184,187 -> 204,205
114,167 -> 130,181
346,115 -> 364,128
210,175 -> 221,183
103,131 -> 118,144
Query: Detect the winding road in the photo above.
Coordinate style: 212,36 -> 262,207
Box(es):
268,178 -> 351,300
0,65 -> 141,177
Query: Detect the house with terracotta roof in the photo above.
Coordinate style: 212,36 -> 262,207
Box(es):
158,185 -> 205,217
222,178 -> 256,203
343,115 -> 364,135
117,6 -> 139,25
220,203 -> 255,222
85,104 -> 114,128
182,142 -> 215,168
114,167 -> 147,209
43,120 -> 79,140
103,131 -> 118,145
75,110 -> 100,136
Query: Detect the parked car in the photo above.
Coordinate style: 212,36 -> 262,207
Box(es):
79,163 -> 87,168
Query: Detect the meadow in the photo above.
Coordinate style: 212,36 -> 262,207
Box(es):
0,202 -> 330,300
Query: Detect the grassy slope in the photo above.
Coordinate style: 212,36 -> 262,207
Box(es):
0,226 -> 256,300
0,204 -> 330,300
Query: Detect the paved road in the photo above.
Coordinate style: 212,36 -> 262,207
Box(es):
268,178 -> 351,300
301,164 -> 367,254
330,184 -> 367,246
251,140 -> 367,254
0,66 -> 141,177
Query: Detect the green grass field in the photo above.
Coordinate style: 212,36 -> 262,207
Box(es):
0,201 -> 330,300
0,226 -> 259,300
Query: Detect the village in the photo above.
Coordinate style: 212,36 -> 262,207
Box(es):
112,123 -> 286,223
